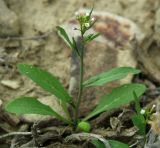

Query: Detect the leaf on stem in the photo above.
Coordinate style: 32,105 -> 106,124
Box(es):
84,83 -> 146,121
91,138 -> 106,148
84,33 -> 100,43
133,91 -> 142,113
57,26 -> 74,49
109,140 -> 129,148
5,97 -> 70,124
83,67 -> 140,87
17,64 -> 72,104
72,37 -> 80,56
91,139 -> 129,148
131,92 -> 146,135
132,114 -> 146,136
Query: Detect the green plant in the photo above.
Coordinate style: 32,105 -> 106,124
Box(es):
132,92 -> 156,139
91,139 -> 129,148
132,92 -> 146,136
5,9 -> 146,135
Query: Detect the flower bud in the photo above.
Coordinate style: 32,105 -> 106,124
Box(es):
140,109 -> 145,115
85,12 -> 90,16
77,121 -> 91,132
84,23 -> 90,28
91,17 -> 95,22
75,12 -> 79,16
152,104 -> 156,109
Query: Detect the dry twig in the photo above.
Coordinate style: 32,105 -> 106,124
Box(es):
0,31 -> 53,41
0,132 -> 31,139
65,132 -> 111,148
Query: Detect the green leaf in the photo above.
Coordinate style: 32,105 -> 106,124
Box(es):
91,139 -> 105,148
17,64 -> 72,104
83,67 -> 140,87
89,7 -> 94,18
132,114 -> 146,136
91,139 -> 129,148
133,91 -> 141,114
84,83 -> 146,121
5,97 -> 71,124
132,92 -> 146,135
109,140 -> 129,148
57,26 -> 73,49
72,37 -> 80,56
84,33 -> 100,43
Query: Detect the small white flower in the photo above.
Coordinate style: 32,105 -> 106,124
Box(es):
75,12 -> 79,16
85,12 -> 90,16
152,104 -> 156,109
91,17 -> 95,22
84,23 -> 90,28
150,104 -> 156,112
140,109 -> 145,115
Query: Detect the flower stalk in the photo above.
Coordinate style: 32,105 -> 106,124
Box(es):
74,34 -> 85,124
74,11 -> 94,124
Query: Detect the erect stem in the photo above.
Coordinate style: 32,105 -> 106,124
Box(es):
74,32 -> 85,125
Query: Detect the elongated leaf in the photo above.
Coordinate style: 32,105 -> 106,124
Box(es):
109,140 -> 129,148
72,37 -> 80,56
84,33 -> 100,43
17,64 -> 72,104
91,139 -> 129,148
133,91 -> 141,114
132,114 -> 146,136
91,139 -> 105,148
132,92 -> 146,135
57,26 -> 73,49
5,97 -> 70,124
84,83 -> 146,121
83,67 -> 140,87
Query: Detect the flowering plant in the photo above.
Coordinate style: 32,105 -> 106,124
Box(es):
5,9 -> 146,135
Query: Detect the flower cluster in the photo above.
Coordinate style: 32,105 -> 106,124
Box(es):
140,104 -> 156,115
75,10 -> 95,35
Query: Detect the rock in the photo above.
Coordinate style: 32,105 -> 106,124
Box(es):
123,0 -> 160,83
21,96 -> 66,122
155,8 -> 160,45
1,80 -> 20,89
60,9 -> 144,116
0,0 -> 19,37
136,38 -> 160,83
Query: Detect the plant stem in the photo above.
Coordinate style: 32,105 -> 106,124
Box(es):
74,33 -> 85,124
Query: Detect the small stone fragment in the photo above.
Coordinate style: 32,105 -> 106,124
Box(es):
1,80 -> 20,89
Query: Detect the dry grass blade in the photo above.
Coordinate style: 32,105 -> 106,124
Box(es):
65,133 -> 111,148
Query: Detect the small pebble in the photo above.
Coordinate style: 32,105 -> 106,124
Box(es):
1,80 -> 20,89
